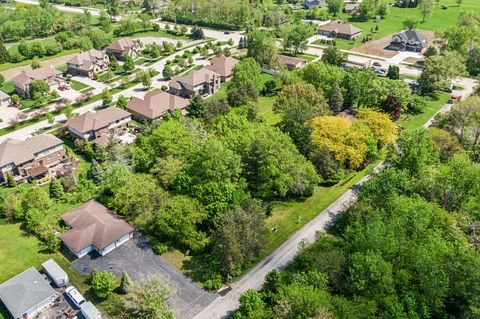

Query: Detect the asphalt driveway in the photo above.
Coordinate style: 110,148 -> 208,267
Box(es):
71,234 -> 216,319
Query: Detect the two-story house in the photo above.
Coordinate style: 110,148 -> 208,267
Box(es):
106,38 -> 142,61
126,90 -> 189,122
11,66 -> 64,98
169,68 -> 221,98
205,54 -> 239,82
66,49 -> 110,78
67,107 -> 131,142
0,134 -> 67,183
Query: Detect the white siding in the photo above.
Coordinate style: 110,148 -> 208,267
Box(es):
21,296 -> 54,319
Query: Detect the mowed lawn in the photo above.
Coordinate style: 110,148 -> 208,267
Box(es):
320,0 -> 479,50
397,92 -> 450,130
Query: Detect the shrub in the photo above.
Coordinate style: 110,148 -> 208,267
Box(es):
203,273 -> 223,291
92,271 -> 118,298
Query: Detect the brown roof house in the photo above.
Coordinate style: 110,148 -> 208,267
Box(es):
60,200 -> 134,258
318,21 -> 362,40
106,38 -> 141,61
277,54 -> 308,70
169,67 -> 221,98
67,107 -> 131,142
205,54 -> 239,82
12,66 -> 63,98
344,3 -> 360,15
126,90 -> 189,121
0,134 -> 67,183
67,49 -> 110,78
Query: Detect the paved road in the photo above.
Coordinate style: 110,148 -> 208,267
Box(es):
192,79 -> 478,319
72,235 -> 216,319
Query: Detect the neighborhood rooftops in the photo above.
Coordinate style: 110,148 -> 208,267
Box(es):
67,107 -> 131,134
205,54 -> 239,78
0,134 -> 63,168
126,90 -> 189,120
0,267 -> 55,319
318,21 -> 362,36
169,68 -> 220,90
60,200 -> 134,253
11,66 -> 62,87
107,38 -> 140,54
277,54 -> 308,67
392,30 -> 428,46
67,49 -> 108,71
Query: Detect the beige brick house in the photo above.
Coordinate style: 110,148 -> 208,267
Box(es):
169,68 -> 221,98
67,49 -> 110,78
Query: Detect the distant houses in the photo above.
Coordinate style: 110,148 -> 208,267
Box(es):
0,134 -> 68,183
205,54 -> 239,82
169,67 -> 221,98
126,90 -> 189,121
277,55 -> 308,70
67,49 -> 110,78
318,21 -> 362,40
344,3 -> 360,15
106,38 -> 142,60
60,200 -> 135,258
302,0 -> 326,9
11,66 -> 64,98
389,30 -> 428,52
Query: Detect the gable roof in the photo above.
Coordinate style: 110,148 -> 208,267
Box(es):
344,3 -> 360,11
67,49 -> 108,71
0,133 -> 63,168
277,54 -> 308,67
318,21 -> 362,36
60,200 -> 134,253
392,30 -> 428,45
0,267 -> 55,319
169,68 -> 220,89
67,107 -> 131,134
205,54 -> 239,77
126,90 -> 189,120
107,38 -> 140,53
12,66 -> 62,86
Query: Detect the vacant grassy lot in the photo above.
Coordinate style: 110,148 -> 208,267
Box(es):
397,92 -> 450,130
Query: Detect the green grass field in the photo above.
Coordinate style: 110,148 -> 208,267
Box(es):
313,0 -> 479,50
69,80 -> 89,91
397,92 -> 450,130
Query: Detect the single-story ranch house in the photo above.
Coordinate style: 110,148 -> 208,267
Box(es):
67,107 -> 131,142
106,38 -> 142,61
60,200 -> 135,258
277,54 -> 308,70
67,49 -> 110,78
169,67 -> 221,98
389,30 -> 428,52
0,267 -> 56,319
12,66 -> 64,98
205,54 -> 239,82
126,90 -> 189,121
0,134 -> 67,183
318,21 -> 362,40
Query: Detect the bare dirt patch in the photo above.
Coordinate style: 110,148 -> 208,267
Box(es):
352,30 -> 436,59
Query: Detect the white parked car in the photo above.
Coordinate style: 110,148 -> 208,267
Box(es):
65,286 -> 86,308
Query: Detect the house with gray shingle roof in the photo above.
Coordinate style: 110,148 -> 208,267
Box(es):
389,30 -> 428,52
0,133 -> 66,183
0,267 -> 56,319
67,49 -> 110,78
303,0 -> 326,9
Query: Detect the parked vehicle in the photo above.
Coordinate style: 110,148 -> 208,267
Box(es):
224,31 -> 230,34
65,286 -> 86,308
372,61 -> 382,67
449,95 -> 462,104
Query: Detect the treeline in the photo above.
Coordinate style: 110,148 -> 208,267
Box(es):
234,125 -> 480,319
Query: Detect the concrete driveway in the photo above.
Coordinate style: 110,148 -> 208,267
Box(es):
71,234 -> 216,319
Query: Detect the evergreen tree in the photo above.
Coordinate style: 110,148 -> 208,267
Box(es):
88,160 -> 105,185
0,40 -> 9,64
119,271 -> 133,294
49,178 -> 65,200
6,172 -> 16,187
387,65 -> 400,80
109,54 -> 119,71
186,95 -> 205,118
328,82 -> 344,114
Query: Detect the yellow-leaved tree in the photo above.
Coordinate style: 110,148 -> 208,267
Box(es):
357,108 -> 397,147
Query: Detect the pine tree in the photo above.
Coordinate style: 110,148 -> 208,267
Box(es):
49,178 -> 65,200
328,82 -> 344,114
119,271 -> 133,294
0,40 -> 9,64
6,172 -> 16,187
88,160 -> 105,185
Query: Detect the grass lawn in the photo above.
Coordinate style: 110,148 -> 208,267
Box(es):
397,92 -> 450,130
69,80 -> 89,91
314,0 -> 480,50
257,96 -> 281,126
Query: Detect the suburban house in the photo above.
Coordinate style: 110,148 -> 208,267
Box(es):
169,67 -> 221,98
277,54 -> 308,70
60,200 -> 135,258
205,54 -> 239,82
106,38 -> 141,60
0,134 -> 67,183
0,267 -> 56,319
344,3 -> 360,15
0,90 -> 10,107
302,0 -> 326,9
67,49 -> 110,78
126,90 -> 189,121
67,107 -> 131,142
12,66 -> 63,98
389,30 -> 428,52
318,21 -> 362,40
